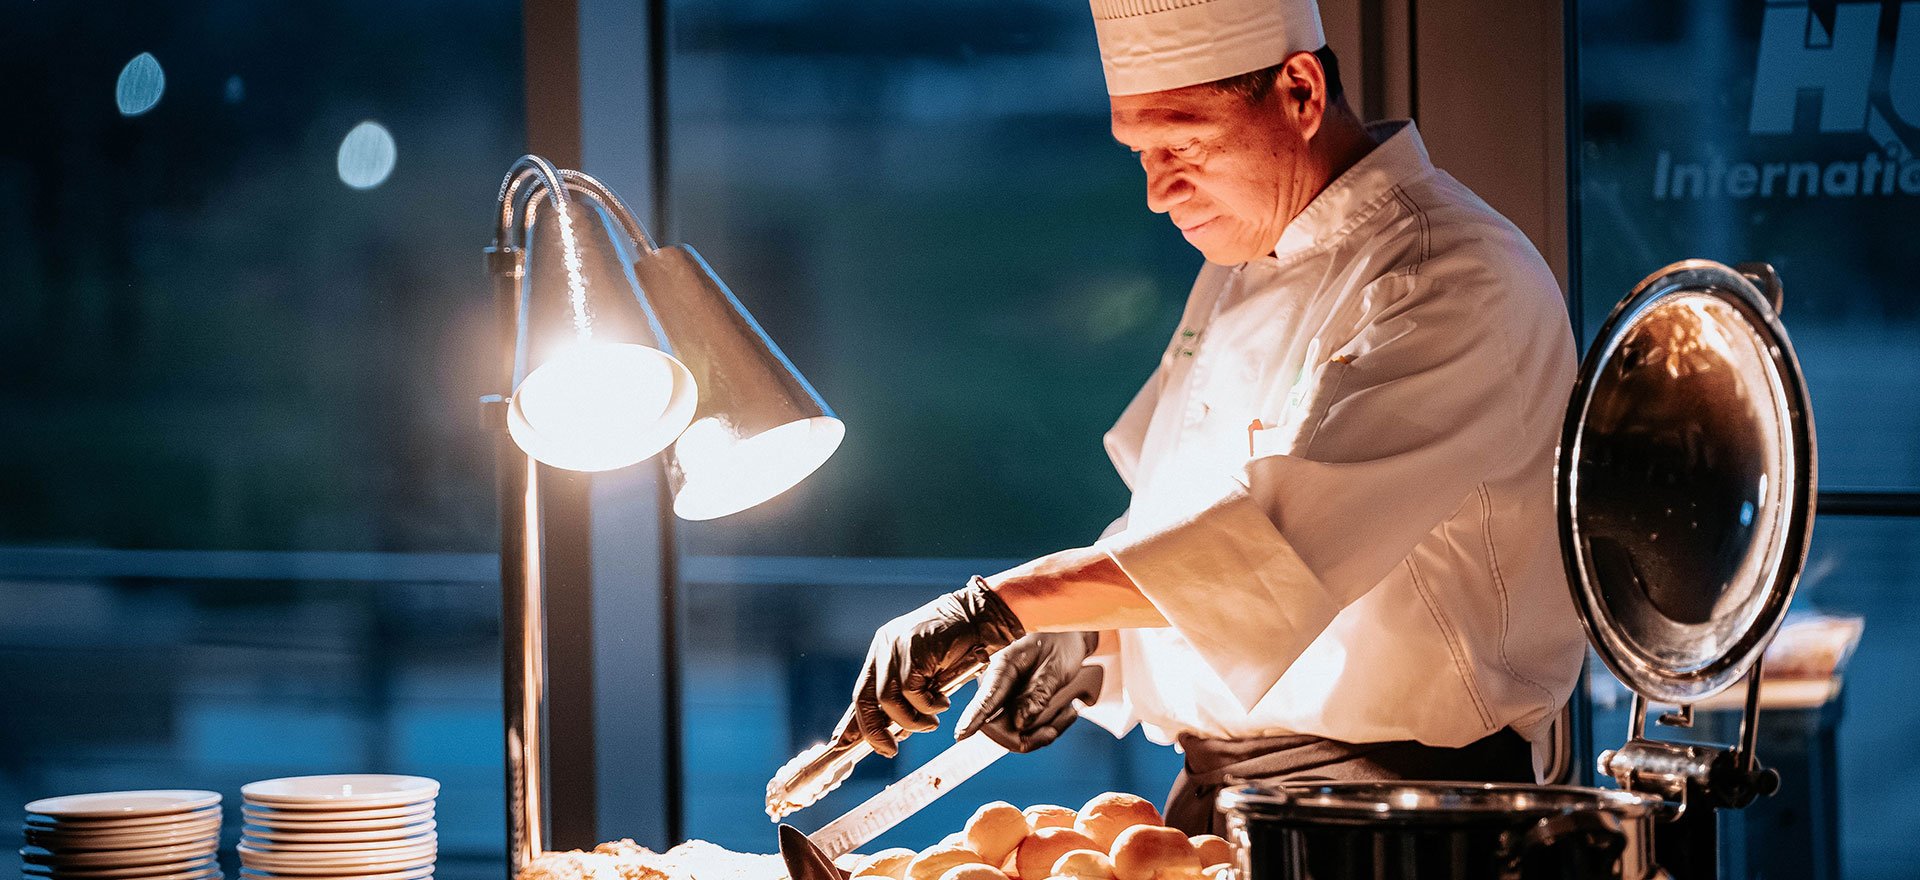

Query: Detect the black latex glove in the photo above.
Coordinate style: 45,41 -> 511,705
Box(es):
844,579 -> 1026,757
954,630 -> 1100,753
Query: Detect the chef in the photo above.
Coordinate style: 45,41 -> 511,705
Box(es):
835,0 -> 1586,834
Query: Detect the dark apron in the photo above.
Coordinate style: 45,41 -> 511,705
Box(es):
1163,728 -> 1536,836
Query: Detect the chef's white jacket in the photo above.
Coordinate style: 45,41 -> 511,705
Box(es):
1080,121 -> 1585,775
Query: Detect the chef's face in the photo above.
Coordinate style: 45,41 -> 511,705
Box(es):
1110,55 -> 1328,265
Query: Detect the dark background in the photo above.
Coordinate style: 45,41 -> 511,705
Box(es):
1,1 -> 1915,878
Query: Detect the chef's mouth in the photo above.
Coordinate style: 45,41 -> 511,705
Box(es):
1178,217 -> 1218,235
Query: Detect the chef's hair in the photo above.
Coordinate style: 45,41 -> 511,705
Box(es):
1206,45 -> 1345,105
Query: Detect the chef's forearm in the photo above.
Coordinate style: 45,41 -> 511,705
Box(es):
985,545 -> 1170,631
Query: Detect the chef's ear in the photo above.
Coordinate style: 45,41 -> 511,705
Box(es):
1275,50 -> 1330,142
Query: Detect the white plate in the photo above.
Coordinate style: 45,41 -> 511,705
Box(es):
237,858 -> 433,877
28,867 -> 219,880
27,832 -> 219,855
28,807 -> 222,832
240,821 -> 434,843
238,844 -> 433,869
28,820 -> 222,849
239,817 -> 429,834
238,864 -> 430,880
241,866 -> 428,880
28,813 -> 222,834
23,840 -> 219,868
238,845 -> 433,864
21,856 -> 217,879
241,803 -> 430,824
27,793 -> 222,820
241,777 -> 437,810
238,832 -> 435,853
240,812 -> 431,833
30,814 -> 220,833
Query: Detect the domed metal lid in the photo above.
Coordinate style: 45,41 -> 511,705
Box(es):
1558,260 -> 1816,705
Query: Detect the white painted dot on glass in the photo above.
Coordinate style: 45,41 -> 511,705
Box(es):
116,52 -> 165,116
336,120 -> 397,189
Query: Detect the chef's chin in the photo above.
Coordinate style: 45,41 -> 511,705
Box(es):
1182,222 -> 1260,266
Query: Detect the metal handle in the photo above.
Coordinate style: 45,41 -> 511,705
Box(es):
1501,811 -> 1627,879
1735,261 -> 1785,314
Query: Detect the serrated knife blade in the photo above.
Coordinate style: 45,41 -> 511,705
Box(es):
806,732 -> 1009,860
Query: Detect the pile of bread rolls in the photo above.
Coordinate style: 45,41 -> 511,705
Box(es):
848,794 -> 1232,880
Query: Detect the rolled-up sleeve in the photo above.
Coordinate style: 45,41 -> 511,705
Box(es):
1097,275 -> 1539,707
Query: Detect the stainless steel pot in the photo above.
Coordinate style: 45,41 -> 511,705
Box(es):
1220,781 -> 1668,880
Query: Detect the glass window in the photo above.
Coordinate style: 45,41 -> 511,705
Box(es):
0,2 -> 524,879
1573,0 -> 1920,491
664,0 -> 1194,850
1573,3 -> 1920,878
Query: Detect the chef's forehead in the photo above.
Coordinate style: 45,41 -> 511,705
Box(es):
1109,99 -> 1226,144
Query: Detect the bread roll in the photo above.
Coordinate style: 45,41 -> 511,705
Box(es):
999,850 -> 1019,879
1187,836 -> 1231,869
1049,850 -> 1114,880
941,832 -> 967,849
938,865 -> 1009,880
1201,865 -> 1233,880
965,802 -> 1031,866
1023,805 -> 1077,831
1109,826 -> 1199,880
1074,794 -> 1163,853
1015,828 -> 1101,880
908,847 -> 989,880
852,849 -> 918,880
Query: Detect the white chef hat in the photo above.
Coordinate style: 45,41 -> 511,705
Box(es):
1090,0 -> 1327,96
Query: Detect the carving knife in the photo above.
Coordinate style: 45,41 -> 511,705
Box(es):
795,664 -> 1105,860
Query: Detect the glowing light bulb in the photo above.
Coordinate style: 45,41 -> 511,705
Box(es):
507,342 -> 696,472
671,415 -> 845,520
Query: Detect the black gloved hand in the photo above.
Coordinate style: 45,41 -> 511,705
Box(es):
844,579 -> 1026,757
954,630 -> 1100,753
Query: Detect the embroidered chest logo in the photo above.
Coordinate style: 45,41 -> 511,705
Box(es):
1175,326 -> 1201,358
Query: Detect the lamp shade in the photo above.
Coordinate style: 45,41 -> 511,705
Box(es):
506,340 -> 698,472
633,244 -> 844,520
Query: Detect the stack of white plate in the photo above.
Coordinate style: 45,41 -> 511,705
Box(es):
238,776 -> 438,880
22,790 -> 223,880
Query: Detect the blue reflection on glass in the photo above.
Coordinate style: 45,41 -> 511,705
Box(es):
1740,500 -> 1755,527
116,52 -> 165,116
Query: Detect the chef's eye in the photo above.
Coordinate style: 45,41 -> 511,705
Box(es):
1170,141 -> 1202,158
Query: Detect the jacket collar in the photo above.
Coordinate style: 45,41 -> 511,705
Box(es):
1268,119 -> 1428,264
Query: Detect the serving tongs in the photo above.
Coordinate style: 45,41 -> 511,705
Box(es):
765,659 -> 988,821
774,664 -> 1104,880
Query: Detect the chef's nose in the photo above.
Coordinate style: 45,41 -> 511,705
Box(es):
1142,154 -> 1190,215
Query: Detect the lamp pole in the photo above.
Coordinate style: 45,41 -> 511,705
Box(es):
485,236 -> 547,874
486,158 -> 683,875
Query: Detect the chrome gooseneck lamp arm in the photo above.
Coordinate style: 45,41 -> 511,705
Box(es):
483,155 -> 844,877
